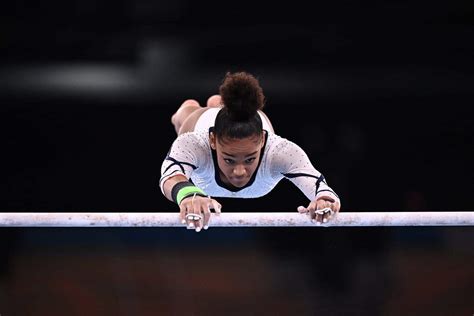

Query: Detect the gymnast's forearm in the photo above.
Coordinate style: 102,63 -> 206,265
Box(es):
162,175 -> 189,201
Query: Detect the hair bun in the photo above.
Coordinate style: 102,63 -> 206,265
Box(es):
219,72 -> 265,122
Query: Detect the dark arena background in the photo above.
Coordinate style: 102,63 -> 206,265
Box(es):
0,1 -> 473,315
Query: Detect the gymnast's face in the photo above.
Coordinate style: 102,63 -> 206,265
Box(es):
210,133 -> 265,188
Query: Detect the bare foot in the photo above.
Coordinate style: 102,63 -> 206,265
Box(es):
207,95 -> 222,108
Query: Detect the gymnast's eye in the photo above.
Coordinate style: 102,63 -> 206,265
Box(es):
224,158 -> 235,165
245,158 -> 256,164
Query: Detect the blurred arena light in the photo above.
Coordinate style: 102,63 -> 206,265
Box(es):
1,63 -> 140,97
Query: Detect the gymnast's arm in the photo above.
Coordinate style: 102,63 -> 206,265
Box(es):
160,132 -> 221,232
269,138 -> 341,223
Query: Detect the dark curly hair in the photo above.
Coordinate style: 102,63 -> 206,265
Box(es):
214,72 -> 266,141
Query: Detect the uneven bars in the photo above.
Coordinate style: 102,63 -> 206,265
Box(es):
0,212 -> 473,227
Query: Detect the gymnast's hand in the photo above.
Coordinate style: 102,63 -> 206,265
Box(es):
297,197 -> 340,224
179,194 -> 222,232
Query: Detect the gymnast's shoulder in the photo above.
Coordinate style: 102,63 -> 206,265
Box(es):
169,130 -> 212,154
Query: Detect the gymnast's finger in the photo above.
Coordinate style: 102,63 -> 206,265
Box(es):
202,202 -> 211,230
210,199 -> 222,215
316,207 -> 334,224
297,206 -> 308,214
179,203 -> 187,224
191,200 -> 203,231
303,203 -> 316,223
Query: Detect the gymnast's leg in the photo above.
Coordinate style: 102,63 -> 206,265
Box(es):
171,95 -> 223,135
171,99 -> 202,135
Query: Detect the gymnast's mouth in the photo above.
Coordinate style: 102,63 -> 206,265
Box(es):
229,177 -> 248,187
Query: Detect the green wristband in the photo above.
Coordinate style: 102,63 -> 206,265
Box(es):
176,186 -> 207,205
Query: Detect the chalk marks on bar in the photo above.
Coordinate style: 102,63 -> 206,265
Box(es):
0,212 -> 473,227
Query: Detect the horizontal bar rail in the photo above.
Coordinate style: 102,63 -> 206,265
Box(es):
0,212 -> 473,227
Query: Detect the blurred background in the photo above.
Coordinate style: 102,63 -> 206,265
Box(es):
0,0 -> 473,315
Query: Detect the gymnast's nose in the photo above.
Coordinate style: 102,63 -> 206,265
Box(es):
233,165 -> 246,177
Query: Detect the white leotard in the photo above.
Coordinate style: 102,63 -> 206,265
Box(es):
160,109 -> 340,204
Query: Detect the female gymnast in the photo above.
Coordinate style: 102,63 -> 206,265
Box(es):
160,71 -> 341,232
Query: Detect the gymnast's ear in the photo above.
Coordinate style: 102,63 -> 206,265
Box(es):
209,132 -> 217,150
259,131 -> 266,148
